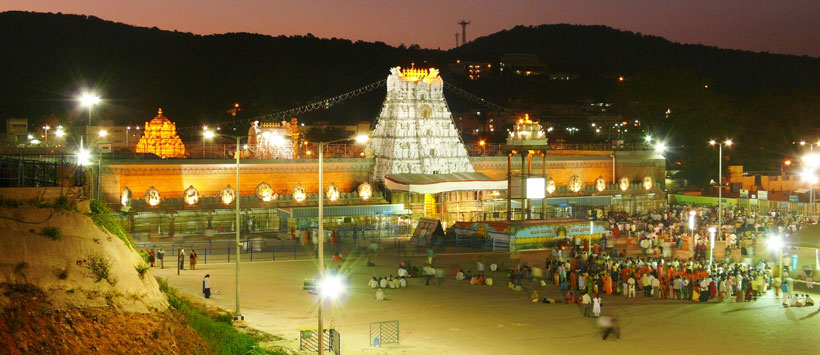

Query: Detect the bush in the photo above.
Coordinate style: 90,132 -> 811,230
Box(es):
135,263 -> 149,279
88,199 -> 135,249
40,226 -> 61,240
87,254 -> 112,284
53,195 -> 71,210
158,277 -> 267,355
55,268 -> 68,280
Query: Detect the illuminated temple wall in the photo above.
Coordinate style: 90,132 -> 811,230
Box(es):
99,151 -> 664,206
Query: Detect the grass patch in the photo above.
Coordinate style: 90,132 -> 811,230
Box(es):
88,199 -> 134,249
40,226 -> 62,240
135,263 -> 149,279
86,254 -> 113,284
157,277 -> 272,355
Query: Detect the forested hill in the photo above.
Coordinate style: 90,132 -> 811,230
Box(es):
0,11 -> 818,132
451,24 -> 820,92
0,11 -> 438,125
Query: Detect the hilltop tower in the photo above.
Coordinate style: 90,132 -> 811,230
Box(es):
368,66 -> 475,181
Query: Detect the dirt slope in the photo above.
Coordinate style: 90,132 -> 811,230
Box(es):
0,206 -> 166,312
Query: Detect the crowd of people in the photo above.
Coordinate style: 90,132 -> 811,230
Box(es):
542,205 -> 819,310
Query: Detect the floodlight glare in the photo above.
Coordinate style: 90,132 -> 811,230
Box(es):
767,235 -> 784,251
78,92 -> 101,108
355,135 -> 369,144
77,149 -> 92,166
203,130 -> 215,139
317,274 -> 345,300
654,142 -> 666,154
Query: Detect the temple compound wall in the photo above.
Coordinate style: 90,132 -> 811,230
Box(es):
100,151 -> 663,207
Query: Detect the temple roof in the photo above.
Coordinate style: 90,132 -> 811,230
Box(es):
147,108 -> 173,126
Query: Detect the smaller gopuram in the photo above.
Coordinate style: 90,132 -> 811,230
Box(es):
135,108 -> 186,158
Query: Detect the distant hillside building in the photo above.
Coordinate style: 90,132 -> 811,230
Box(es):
500,53 -> 546,76
5,118 -> 28,144
448,60 -> 493,80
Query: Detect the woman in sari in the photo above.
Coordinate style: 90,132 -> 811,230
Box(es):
709,279 -> 717,299
603,274 -> 613,295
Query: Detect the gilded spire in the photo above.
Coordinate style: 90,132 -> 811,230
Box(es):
158,108 -> 163,116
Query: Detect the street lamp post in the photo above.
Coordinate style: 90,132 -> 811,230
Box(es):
709,139 -> 732,241
43,125 -> 50,145
688,210 -> 696,256
801,153 -> 820,222
203,131 -> 244,320
768,234 -> 784,278
707,227 -> 716,272
317,135 -> 368,355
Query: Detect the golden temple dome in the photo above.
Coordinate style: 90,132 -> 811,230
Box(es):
135,108 -> 186,158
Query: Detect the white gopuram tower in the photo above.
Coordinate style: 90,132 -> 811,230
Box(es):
369,66 -> 474,181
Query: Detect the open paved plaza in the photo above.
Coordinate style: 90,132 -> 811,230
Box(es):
155,253 -> 820,355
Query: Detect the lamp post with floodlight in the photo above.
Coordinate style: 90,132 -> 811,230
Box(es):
316,135 -> 368,355
78,92 -> 101,148
768,234 -> 784,278
801,153 -> 820,221
709,139 -> 732,240
204,131 -> 248,320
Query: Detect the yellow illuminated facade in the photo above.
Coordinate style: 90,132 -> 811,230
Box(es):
136,108 -> 186,158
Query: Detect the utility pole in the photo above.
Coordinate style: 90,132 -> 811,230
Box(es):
455,33 -> 459,48
458,20 -> 470,47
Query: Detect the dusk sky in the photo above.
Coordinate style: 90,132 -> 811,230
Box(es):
3,0 -> 819,57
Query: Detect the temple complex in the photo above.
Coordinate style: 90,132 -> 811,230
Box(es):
135,108 -> 186,158
246,118 -> 300,159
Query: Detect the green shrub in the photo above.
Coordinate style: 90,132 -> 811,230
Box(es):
158,277 -> 267,355
135,263 -> 149,279
88,199 -> 134,249
87,254 -> 112,283
53,195 -> 71,210
41,226 -> 61,240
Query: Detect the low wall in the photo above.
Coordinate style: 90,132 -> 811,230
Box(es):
0,186 -> 85,201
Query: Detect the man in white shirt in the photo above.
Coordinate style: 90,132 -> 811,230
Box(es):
398,267 -> 409,278
651,276 -> 661,298
368,277 -> 379,289
627,276 -> 636,298
379,277 -> 388,288
375,288 -> 385,301
581,292 -> 592,317
399,277 -> 407,288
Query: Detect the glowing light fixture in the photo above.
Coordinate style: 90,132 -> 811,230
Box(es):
255,182 -> 274,202
355,135 -> 369,144
654,142 -> 666,154
293,184 -> 307,203
203,130 -> 215,139
145,186 -> 161,206
326,183 -> 340,202
545,177 -> 556,195
619,176 -> 630,191
121,186 -> 132,206
802,153 -> 820,168
183,185 -> 200,206
358,181 -> 373,201
78,92 -> 101,108
220,185 -> 236,205
595,176 -> 606,192
643,176 -> 654,190
767,234 -> 783,251
317,273 -> 346,300
568,175 -> 582,193
98,129 -> 108,138
76,149 -> 92,166
55,129 -> 65,137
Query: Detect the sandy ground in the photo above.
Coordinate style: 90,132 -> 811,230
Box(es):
155,253 -> 820,355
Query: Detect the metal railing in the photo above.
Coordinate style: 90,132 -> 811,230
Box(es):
0,155 -> 82,187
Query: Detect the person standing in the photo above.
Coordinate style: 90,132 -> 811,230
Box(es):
157,248 -> 165,269
149,249 -> 156,267
581,292 -> 592,317
178,248 -> 185,271
627,275 -> 636,298
592,294 -> 602,317
190,249 -> 198,270
202,274 -> 211,299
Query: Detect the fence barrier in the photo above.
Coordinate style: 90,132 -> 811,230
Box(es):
299,328 -> 340,355
369,320 -> 399,347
